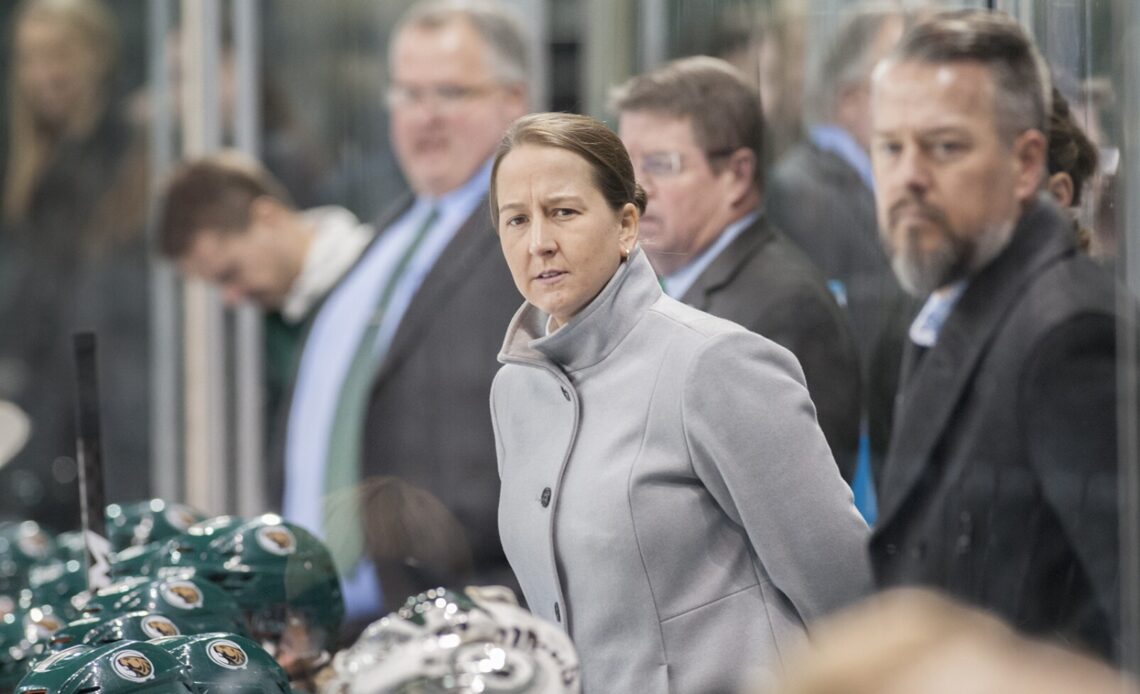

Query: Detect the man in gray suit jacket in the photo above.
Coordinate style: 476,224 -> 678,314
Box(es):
868,10 -> 1132,661
280,0 -> 529,626
614,56 -> 863,481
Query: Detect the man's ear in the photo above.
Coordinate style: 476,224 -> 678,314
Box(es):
501,83 -> 530,120
1047,171 -> 1075,208
248,196 -> 287,227
1012,129 -> 1048,204
723,148 -> 757,206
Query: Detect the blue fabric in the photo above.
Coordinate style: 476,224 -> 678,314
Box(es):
283,160 -> 492,619
808,125 -> 875,193
909,279 -> 968,348
660,210 -> 760,299
852,431 -> 877,524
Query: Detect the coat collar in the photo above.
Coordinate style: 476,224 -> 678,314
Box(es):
875,195 -> 1078,528
680,213 -> 775,310
499,247 -> 663,373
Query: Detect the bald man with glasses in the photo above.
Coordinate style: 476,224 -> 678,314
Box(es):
614,56 -> 863,483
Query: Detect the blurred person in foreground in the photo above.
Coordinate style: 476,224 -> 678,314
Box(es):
765,589 -> 1137,694
765,5 -> 916,491
157,151 -> 373,439
0,0 -> 150,530
490,112 -> 871,693
868,9 -> 1136,661
613,56 -> 862,483
279,0 -> 527,629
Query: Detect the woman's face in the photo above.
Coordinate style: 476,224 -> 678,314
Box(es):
495,144 -> 638,328
15,14 -> 105,128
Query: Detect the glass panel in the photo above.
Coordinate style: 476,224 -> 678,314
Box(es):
0,0 -> 158,531
2,0 -> 1136,686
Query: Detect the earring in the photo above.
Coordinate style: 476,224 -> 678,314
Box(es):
620,247 -> 629,259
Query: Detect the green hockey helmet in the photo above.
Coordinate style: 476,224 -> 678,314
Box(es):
0,523 -> 56,594
70,575 -> 247,638
26,560 -> 87,621
47,610 -> 193,653
106,542 -> 164,582
152,632 -> 291,693
150,515 -> 343,650
14,640 -> 195,693
105,501 -> 208,554
326,586 -> 581,694
0,604 -> 71,691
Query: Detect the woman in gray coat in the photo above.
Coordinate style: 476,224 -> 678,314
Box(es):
489,112 -> 872,693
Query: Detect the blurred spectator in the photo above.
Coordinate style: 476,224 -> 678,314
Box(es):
613,56 -> 862,481
1046,86 -> 1099,252
279,0 -> 527,627
765,589 -> 1137,694
765,4 -> 917,492
717,1 -> 807,168
868,10 -> 1134,661
156,150 -> 373,448
0,0 -> 150,530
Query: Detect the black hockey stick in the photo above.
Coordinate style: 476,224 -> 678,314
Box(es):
74,332 -> 112,589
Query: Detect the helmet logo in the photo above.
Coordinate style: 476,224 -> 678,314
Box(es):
141,615 -> 181,638
166,506 -> 197,531
26,613 -> 65,634
207,639 -> 249,670
256,526 -> 296,556
112,650 -> 156,682
18,529 -> 50,560
161,581 -> 204,609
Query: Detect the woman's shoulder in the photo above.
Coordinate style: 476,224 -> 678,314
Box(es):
647,294 -> 755,342
645,296 -> 805,378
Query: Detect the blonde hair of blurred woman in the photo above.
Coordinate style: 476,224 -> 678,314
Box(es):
764,589 -> 1136,694
3,0 -> 133,234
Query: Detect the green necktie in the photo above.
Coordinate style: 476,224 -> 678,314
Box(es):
322,205 -> 439,574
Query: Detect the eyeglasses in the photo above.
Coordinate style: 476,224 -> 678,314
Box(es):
385,82 -> 500,110
634,148 -> 741,178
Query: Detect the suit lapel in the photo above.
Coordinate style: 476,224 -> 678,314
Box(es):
373,197 -> 497,385
875,200 -> 1076,528
680,216 -> 775,310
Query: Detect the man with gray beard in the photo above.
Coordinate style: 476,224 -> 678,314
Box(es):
867,10 -> 1134,663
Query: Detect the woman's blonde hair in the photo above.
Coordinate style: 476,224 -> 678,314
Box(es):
3,0 -> 119,225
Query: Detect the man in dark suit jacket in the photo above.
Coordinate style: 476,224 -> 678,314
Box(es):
278,0 -> 529,626
765,8 -> 915,488
868,10 -> 1131,661
614,56 -> 862,481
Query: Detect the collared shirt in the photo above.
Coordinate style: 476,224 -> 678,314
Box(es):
283,160 -> 492,619
809,124 -> 875,193
280,206 -> 373,324
909,280 -> 968,348
660,209 -> 760,300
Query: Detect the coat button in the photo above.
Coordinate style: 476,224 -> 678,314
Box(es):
885,543 -> 898,556
540,487 -> 552,507
554,602 -> 561,622
560,386 -> 571,401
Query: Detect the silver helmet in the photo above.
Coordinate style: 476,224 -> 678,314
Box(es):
325,586 -> 580,694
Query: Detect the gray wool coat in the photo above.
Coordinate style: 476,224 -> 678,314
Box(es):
491,249 -> 872,693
